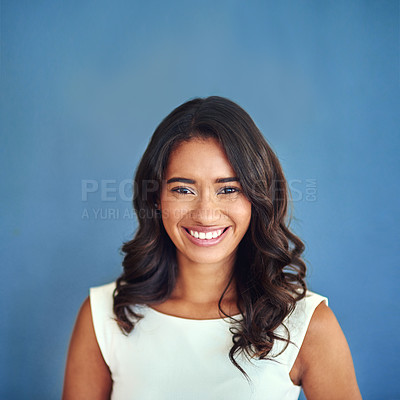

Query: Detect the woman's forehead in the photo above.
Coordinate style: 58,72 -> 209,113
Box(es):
165,138 -> 236,179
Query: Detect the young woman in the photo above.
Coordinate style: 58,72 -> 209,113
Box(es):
63,96 -> 362,399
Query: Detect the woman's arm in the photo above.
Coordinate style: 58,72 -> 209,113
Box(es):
62,297 -> 113,400
297,302 -> 362,399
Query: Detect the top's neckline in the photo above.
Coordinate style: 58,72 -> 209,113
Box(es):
144,305 -> 242,322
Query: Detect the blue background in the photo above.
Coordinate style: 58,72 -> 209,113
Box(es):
1,1 -> 399,399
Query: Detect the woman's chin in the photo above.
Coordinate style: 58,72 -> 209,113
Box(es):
177,249 -> 236,268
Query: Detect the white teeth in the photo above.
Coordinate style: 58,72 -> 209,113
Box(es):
188,229 -> 225,240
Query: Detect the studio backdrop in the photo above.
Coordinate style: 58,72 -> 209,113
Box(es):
1,1 -> 399,399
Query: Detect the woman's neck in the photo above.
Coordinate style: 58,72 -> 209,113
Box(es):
172,252 -> 236,304
151,252 -> 239,319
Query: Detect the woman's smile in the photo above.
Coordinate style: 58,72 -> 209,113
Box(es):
160,137 -> 252,266
182,226 -> 231,246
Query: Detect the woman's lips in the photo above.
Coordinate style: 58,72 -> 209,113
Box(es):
182,226 -> 230,247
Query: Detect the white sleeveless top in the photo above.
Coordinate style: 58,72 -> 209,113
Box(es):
90,282 -> 328,400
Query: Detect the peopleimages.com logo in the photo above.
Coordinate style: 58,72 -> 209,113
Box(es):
80,178 -> 317,220
81,179 -> 317,202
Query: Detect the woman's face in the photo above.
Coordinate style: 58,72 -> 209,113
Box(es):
160,137 -> 252,267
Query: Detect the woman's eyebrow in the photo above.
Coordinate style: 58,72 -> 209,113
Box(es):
166,177 -> 239,184
166,177 -> 195,184
216,177 -> 239,183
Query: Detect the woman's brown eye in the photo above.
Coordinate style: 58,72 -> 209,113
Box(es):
172,187 -> 193,195
219,187 -> 240,195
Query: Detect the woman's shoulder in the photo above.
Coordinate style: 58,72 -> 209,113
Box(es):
89,280 -> 146,328
296,289 -> 329,309
295,295 -> 362,398
283,289 -> 329,332
89,281 -> 117,319
89,280 -> 145,316
90,281 -> 116,298
62,291 -> 113,398
270,289 -> 329,365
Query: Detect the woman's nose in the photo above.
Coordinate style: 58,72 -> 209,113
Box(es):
190,194 -> 222,224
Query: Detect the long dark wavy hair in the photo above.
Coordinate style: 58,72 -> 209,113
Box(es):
114,96 -> 307,378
